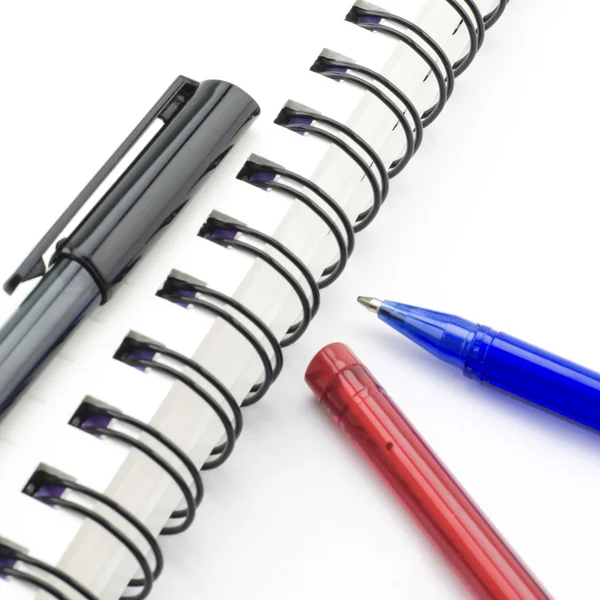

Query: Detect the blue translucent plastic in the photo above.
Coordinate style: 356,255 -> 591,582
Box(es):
379,300 -> 600,431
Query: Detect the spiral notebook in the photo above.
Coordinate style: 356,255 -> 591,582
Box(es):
0,0 -> 508,598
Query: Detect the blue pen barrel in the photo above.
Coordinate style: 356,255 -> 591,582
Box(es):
377,300 -> 600,433
464,329 -> 600,430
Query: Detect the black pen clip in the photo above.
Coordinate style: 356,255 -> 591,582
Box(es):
3,76 -> 200,295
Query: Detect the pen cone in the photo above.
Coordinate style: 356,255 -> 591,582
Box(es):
357,296 -> 382,314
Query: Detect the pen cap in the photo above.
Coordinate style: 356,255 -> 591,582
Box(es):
5,78 -> 260,300
63,79 -> 259,294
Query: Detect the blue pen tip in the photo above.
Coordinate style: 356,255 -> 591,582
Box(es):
357,296 -> 382,314
378,301 -> 477,369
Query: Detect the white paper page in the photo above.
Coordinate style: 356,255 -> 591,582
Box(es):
1,1 -> 592,600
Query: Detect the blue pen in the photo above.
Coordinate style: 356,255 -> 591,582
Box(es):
358,297 -> 600,431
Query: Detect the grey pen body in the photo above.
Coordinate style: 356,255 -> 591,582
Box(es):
0,78 -> 260,415
0,263 -> 101,411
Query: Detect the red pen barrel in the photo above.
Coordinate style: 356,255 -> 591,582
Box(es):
306,343 -> 551,600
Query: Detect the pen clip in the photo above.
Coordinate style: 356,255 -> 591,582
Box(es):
3,75 -> 200,295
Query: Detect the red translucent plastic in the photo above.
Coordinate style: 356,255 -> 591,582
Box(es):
306,343 -> 551,600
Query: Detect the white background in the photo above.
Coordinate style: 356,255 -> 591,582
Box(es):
0,1 -> 598,599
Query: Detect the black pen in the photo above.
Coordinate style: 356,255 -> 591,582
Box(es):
0,76 -> 259,415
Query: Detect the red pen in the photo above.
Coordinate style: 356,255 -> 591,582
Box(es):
305,343 -> 552,600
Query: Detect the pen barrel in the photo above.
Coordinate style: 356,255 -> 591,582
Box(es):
324,364 -> 550,600
464,330 -> 600,431
0,262 -> 102,414
60,79 -> 259,294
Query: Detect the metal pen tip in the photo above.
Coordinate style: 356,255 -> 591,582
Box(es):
357,296 -> 382,314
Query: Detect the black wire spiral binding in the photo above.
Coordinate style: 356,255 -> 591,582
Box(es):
239,159 -> 358,282
240,158 -> 356,253
47,498 -> 154,597
158,278 -> 281,407
127,340 -> 243,443
200,216 -> 316,346
247,178 -> 349,287
0,564 -> 70,600
115,338 -> 236,472
201,216 -> 318,340
72,400 -> 204,514
351,18 -> 449,125
275,107 -> 383,232
73,398 -> 199,536
23,469 -> 163,599
28,466 -> 165,590
347,7 -> 455,98
278,2 -> 511,227
0,542 -> 99,600
279,104 -> 389,202
456,0 -> 486,48
320,54 -> 426,157
483,0 -> 509,29
284,0 -> 508,211
311,56 -> 416,176
350,0 -> 508,82
239,164 -> 352,287
158,286 -> 279,407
